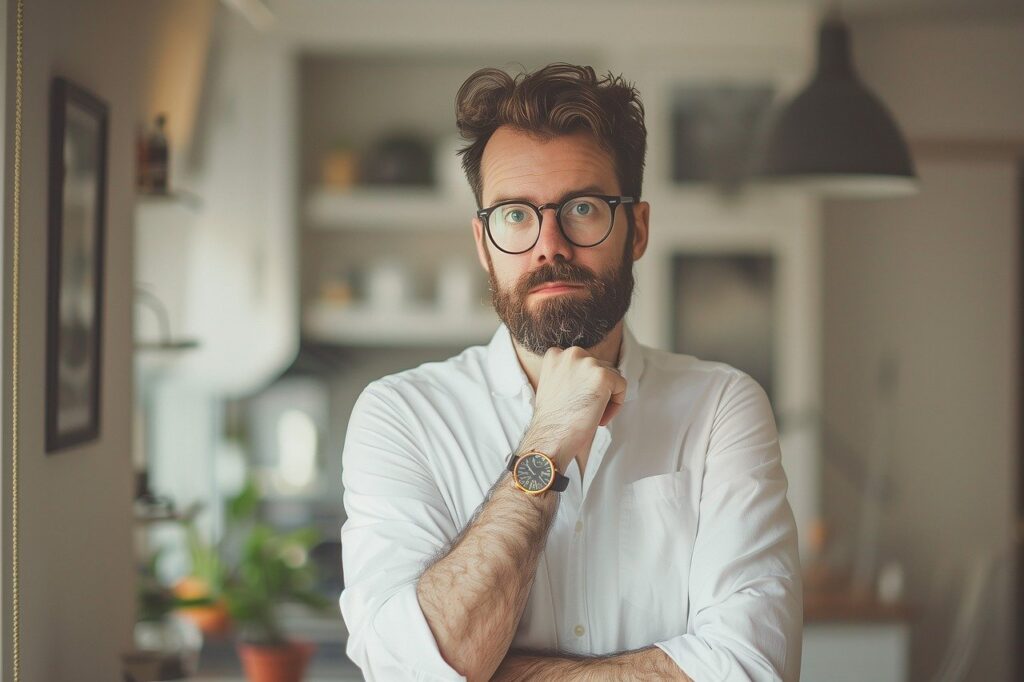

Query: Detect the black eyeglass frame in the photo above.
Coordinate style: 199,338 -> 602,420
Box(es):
476,194 -> 636,255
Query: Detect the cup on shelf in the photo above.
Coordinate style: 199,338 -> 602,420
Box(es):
366,259 -> 410,312
321,149 -> 359,190
319,275 -> 354,307
437,260 -> 475,317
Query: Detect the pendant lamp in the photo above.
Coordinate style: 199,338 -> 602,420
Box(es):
756,9 -> 918,197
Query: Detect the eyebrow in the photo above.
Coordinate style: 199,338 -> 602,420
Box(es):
488,184 -> 609,206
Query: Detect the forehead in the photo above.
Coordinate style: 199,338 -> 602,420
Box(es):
480,126 -> 619,205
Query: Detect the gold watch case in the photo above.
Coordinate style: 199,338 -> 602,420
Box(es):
510,449 -> 558,495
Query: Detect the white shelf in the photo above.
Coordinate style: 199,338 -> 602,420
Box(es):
305,186 -> 477,231
303,300 -> 498,346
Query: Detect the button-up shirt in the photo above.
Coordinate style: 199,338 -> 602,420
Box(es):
339,322 -> 802,681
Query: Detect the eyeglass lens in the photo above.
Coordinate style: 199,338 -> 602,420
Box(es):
488,196 -> 614,252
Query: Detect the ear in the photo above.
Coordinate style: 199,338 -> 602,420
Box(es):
629,201 -> 651,261
472,217 -> 490,273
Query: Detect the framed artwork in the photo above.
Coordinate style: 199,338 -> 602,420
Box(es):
669,83 -> 775,194
671,252 -> 776,407
46,77 -> 108,452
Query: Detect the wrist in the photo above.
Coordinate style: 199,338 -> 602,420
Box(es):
519,424 -> 571,472
498,470 -> 558,512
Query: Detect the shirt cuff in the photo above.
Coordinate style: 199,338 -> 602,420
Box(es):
344,580 -> 467,682
654,634 -> 786,682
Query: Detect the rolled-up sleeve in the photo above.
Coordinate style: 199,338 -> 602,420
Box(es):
339,382 -> 467,681
654,372 -> 803,682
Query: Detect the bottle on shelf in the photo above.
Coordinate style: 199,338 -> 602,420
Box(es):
135,123 -> 148,191
145,113 -> 170,194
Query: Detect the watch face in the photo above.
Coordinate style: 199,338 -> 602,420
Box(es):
514,452 -> 554,492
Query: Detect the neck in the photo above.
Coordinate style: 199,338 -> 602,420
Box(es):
514,321 -> 625,393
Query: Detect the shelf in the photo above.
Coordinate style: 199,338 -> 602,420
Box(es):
133,499 -> 202,525
303,300 -> 498,346
136,187 -> 203,210
305,186 -> 476,231
134,338 -> 201,352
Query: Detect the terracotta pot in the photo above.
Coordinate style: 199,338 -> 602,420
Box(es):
172,577 -> 232,637
236,640 -> 316,682
177,602 -> 232,636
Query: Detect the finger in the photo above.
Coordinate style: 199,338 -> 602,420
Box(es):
607,367 -> 627,404
599,400 -> 622,427
598,368 -> 627,426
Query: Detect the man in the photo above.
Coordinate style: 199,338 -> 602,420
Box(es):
339,63 -> 801,681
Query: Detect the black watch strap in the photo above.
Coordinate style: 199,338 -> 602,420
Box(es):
506,450 -> 570,493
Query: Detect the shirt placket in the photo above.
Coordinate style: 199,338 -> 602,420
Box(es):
564,429 -> 610,652
521,385 -> 611,653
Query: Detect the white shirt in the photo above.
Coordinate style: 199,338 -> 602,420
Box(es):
339,322 -> 802,681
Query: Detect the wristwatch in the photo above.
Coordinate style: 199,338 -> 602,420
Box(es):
505,449 -> 570,495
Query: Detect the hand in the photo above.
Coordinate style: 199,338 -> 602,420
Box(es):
521,346 -> 627,472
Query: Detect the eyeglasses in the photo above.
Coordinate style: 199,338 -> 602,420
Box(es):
477,194 -> 636,255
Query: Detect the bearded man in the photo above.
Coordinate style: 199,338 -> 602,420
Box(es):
339,62 -> 802,682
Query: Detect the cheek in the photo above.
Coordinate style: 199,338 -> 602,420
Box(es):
489,258 -> 528,290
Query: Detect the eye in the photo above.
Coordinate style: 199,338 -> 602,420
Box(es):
502,207 -> 529,224
562,197 -> 601,220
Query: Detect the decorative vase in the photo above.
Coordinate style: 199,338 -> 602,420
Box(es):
236,640 -> 316,682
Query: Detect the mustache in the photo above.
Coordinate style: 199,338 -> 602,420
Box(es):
519,263 -> 596,294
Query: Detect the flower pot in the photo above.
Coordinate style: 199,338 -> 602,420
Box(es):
173,577 -> 232,636
237,640 -> 316,682
178,601 -> 232,636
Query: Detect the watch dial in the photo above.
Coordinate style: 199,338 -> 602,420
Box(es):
515,453 -> 553,492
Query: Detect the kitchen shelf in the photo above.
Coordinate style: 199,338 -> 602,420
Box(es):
303,300 -> 498,346
305,186 -> 476,231
136,187 -> 203,209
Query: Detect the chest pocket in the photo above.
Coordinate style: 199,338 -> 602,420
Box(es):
617,470 -> 697,628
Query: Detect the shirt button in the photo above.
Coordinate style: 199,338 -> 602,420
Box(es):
574,520 -> 583,534
574,624 -> 585,637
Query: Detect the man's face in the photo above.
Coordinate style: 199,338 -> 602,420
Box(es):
471,127 -> 650,355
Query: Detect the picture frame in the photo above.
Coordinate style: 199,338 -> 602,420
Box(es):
669,83 -> 775,194
45,77 -> 108,452
670,251 -> 777,408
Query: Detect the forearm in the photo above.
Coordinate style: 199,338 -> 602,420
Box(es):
416,448 -> 559,681
491,645 -> 693,681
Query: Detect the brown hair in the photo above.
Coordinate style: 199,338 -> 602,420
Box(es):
455,62 -> 647,209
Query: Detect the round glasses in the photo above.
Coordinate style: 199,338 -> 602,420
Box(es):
477,194 -> 635,255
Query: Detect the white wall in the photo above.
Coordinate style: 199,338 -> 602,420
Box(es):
0,0 -> 168,679
822,18 -> 1024,682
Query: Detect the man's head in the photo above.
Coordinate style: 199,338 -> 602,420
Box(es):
455,63 -> 650,355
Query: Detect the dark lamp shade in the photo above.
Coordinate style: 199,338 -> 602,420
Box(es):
756,18 -> 918,198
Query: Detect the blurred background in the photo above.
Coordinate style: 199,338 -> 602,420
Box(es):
3,0 -> 1023,680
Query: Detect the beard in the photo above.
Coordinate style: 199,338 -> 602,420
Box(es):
485,225 -> 635,356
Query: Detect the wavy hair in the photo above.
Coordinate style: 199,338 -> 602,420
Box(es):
455,62 -> 647,209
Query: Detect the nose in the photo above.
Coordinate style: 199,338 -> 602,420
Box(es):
531,206 -> 574,265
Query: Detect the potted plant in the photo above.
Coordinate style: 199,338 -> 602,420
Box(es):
225,520 -> 332,682
178,479 -> 333,682
175,523 -> 232,637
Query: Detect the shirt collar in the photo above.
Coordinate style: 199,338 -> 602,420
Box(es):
486,321 -> 644,403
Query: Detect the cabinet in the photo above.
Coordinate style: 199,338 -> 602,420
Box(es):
297,53 -> 602,348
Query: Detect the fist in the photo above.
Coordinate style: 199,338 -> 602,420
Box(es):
523,346 -> 627,471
